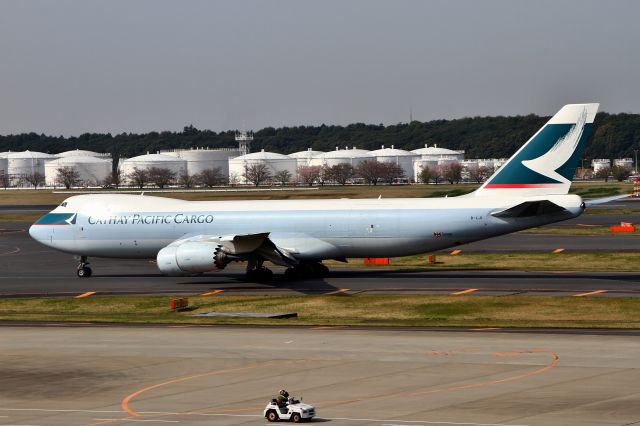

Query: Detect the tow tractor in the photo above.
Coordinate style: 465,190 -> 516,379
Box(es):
264,396 -> 316,422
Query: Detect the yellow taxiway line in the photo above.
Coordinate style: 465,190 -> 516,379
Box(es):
573,289 -> 607,297
451,288 -> 478,295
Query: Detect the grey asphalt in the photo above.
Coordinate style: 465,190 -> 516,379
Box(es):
2,222 -> 639,297
1,325 -> 639,426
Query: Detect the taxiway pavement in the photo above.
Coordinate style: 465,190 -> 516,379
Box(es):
1,222 -> 639,297
1,324 -> 639,426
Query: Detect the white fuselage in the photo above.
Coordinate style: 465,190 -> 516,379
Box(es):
29,193 -> 584,261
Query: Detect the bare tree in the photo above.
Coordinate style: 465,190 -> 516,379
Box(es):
128,167 -> 149,189
147,167 -> 176,189
612,165 -> 632,182
0,172 -> 10,189
356,159 -> 386,186
380,162 -> 405,184
418,165 -> 433,184
595,166 -> 611,182
196,167 -> 225,188
324,163 -> 354,185
273,169 -> 292,186
56,166 -> 81,189
432,165 -> 445,184
467,165 -> 491,183
442,162 -> 463,184
243,163 -> 271,186
228,172 -> 240,187
296,165 -> 322,186
178,171 -> 196,188
102,169 -> 122,188
23,172 -> 45,189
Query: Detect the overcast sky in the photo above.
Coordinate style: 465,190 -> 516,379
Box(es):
0,0 -> 639,135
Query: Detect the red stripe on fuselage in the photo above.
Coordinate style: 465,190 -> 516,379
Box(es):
484,183 -> 561,188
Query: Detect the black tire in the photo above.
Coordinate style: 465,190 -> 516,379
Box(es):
284,267 -> 298,279
77,267 -> 91,278
291,412 -> 302,423
259,268 -> 273,282
316,263 -> 329,277
245,269 -> 257,282
266,410 -> 279,422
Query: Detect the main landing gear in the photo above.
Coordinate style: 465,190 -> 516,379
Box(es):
245,258 -> 273,282
76,256 -> 92,278
284,262 -> 329,280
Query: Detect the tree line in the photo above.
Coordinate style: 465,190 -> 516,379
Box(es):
1,112 -> 639,165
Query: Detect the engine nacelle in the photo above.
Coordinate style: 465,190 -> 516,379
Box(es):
156,242 -> 229,276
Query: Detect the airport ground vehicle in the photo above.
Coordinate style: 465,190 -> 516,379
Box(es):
264,397 -> 316,422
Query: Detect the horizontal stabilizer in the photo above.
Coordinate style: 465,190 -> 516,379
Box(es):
492,200 -> 567,218
584,193 -> 630,207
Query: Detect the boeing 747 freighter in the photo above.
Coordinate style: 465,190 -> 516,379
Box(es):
30,104 -> 606,280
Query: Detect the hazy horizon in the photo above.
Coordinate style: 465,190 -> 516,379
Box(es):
1,0 -> 639,136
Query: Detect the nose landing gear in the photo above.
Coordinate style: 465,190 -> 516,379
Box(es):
76,256 -> 92,278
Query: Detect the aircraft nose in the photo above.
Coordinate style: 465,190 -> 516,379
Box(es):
28,224 -> 42,241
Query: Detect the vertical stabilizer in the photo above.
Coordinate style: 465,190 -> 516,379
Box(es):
474,103 -> 599,197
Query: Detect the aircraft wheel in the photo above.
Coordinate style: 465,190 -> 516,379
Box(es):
77,267 -> 92,278
259,268 -> 273,282
246,268 -> 273,282
315,263 -> 329,277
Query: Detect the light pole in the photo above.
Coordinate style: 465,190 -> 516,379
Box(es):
634,149 -> 638,175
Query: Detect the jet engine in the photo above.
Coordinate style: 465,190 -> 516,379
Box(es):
156,242 -> 230,276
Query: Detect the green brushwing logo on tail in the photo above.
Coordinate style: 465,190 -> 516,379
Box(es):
485,107 -> 593,188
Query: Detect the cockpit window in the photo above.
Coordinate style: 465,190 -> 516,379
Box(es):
60,202 -> 68,207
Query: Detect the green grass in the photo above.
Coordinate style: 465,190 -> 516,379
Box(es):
519,226 -> 638,235
0,181 -> 633,205
0,295 -> 638,329
360,251 -> 640,272
0,213 -> 42,222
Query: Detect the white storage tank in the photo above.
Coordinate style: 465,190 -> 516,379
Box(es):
412,144 -> 465,161
591,159 -> 611,173
161,148 -> 240,177
0,152 -> 10,175
614,158 -> 633,170
45,156 -> 112,187
288,148 -> 324,167
461,159 -> 479,170
492,158 -> 508,171
228,150 -> 297,184
120,153 -> 187,183
310,147 -> 372,168
436,157 -> 460,167
57,149 -> 111,159
369,145 -> 419,181
413,158 -> 439,182
7,151 -> 57,185
476,159 -> 495,170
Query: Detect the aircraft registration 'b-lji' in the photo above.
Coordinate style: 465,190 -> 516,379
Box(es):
30,103 -> 615,280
